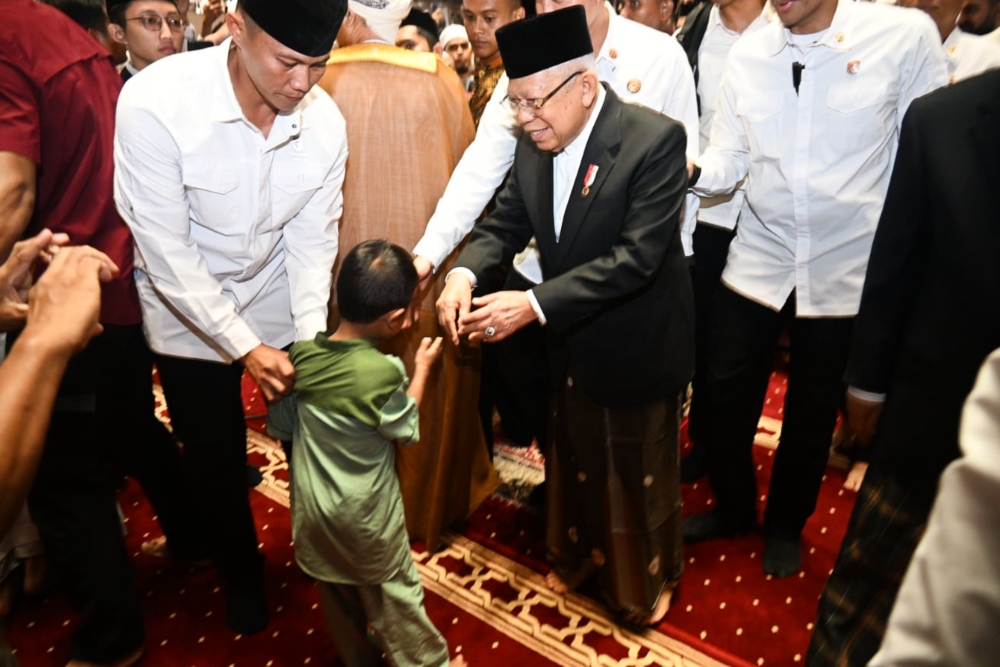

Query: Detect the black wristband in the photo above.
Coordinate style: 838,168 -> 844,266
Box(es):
689,164 -> 702,187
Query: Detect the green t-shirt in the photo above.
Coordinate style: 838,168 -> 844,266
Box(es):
268,333 -> 419,585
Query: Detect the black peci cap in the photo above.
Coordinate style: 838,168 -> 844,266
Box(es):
495,5 -> 592,79
240,0 -> 348,57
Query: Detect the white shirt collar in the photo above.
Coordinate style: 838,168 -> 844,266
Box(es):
763,0 -> 854,56
559,84 -> 607,160
942,26 -> 962,53
209,40 -> 304,146
596,3 -> 619,70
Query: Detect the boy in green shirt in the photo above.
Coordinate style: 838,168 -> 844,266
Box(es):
268,240 -> 464,667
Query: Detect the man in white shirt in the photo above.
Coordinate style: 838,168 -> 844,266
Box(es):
114,0 -> 348,635
674,0 -> 771,483
683,0 -> 947,578
899,0 -> 1000,83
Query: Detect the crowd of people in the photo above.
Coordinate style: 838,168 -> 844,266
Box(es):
0,0 -> 998,665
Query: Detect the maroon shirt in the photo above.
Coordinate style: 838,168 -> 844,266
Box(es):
0,0 -> 140,325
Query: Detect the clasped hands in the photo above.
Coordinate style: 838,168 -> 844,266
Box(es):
435,272 -> 537,346
1,229 -> 120,354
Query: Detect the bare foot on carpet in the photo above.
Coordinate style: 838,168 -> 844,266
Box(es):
843,461 -> 868,493
546,570 -> 570,594
624,585 -> 675,626
450,655 -> 468,666
546,560 -> 599,595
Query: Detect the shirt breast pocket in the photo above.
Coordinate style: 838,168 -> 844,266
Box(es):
736,95 -> 784,161
182,159 -> 240,233
824,84 -> 888,152
271,161 -> 326,228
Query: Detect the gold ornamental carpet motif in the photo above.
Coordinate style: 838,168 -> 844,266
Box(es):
242,425 -> 735,667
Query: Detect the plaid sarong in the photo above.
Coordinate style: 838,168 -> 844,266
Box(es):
807,463 -> 933,666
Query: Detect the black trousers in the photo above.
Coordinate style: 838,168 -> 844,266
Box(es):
152,354 -> 263,588
687,222 -> 737,444
25,324 -> 200,662
700,287 -> 853,536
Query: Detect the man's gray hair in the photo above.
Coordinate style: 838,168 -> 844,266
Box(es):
557,53 -> 596,76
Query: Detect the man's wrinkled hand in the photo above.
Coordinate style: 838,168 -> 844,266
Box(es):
23,244 -> 118,354
458,290 -> 536,343
241,344 -> 295,402
436,273 -> 472,345
845,391 -> 884,447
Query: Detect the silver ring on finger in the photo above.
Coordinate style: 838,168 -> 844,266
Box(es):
485,326 -> 496,338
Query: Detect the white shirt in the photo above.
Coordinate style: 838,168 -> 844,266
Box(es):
693,0 -> 947,316
990,26 -> 1000,45
114,41 -> 347,363
413,4 -> 700,271
942,27 -> 1000,84
870,347 -> 1000,667
695,4 -> 771,230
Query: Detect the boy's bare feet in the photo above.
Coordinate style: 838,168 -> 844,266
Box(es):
624,584 -> 675,626
450,655 -> 468,666
843,461 -> 869,492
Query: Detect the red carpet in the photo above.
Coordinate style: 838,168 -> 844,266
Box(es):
7,370 -> 854,666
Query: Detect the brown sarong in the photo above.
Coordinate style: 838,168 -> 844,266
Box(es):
547,373 -> 683,615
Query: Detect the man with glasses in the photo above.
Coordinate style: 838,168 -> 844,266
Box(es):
438,6 -> 693,626
107,0 -> 184,82
440,23 -> 475,91
424,0 -> 698,483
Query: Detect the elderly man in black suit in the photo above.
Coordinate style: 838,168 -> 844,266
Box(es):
437,6 -> 694,625
809,68 -> 1000,666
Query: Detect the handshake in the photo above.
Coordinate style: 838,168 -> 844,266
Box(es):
0,229 -> 119,355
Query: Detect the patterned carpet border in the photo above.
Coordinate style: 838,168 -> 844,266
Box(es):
248,430 -> 732,667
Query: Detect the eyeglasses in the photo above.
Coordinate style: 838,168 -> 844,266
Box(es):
126,13 -> 185,33
503,71 -> 583,114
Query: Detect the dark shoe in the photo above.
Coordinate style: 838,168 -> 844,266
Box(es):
680,444 -> 707,483
763,535 -> 802,578
246,465 -> 263,488
682,510 -> 753,543
225,583 -> 269,635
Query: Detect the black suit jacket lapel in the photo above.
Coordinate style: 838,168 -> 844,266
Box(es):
534,149 -> 557,258
555,90 -> 622,270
